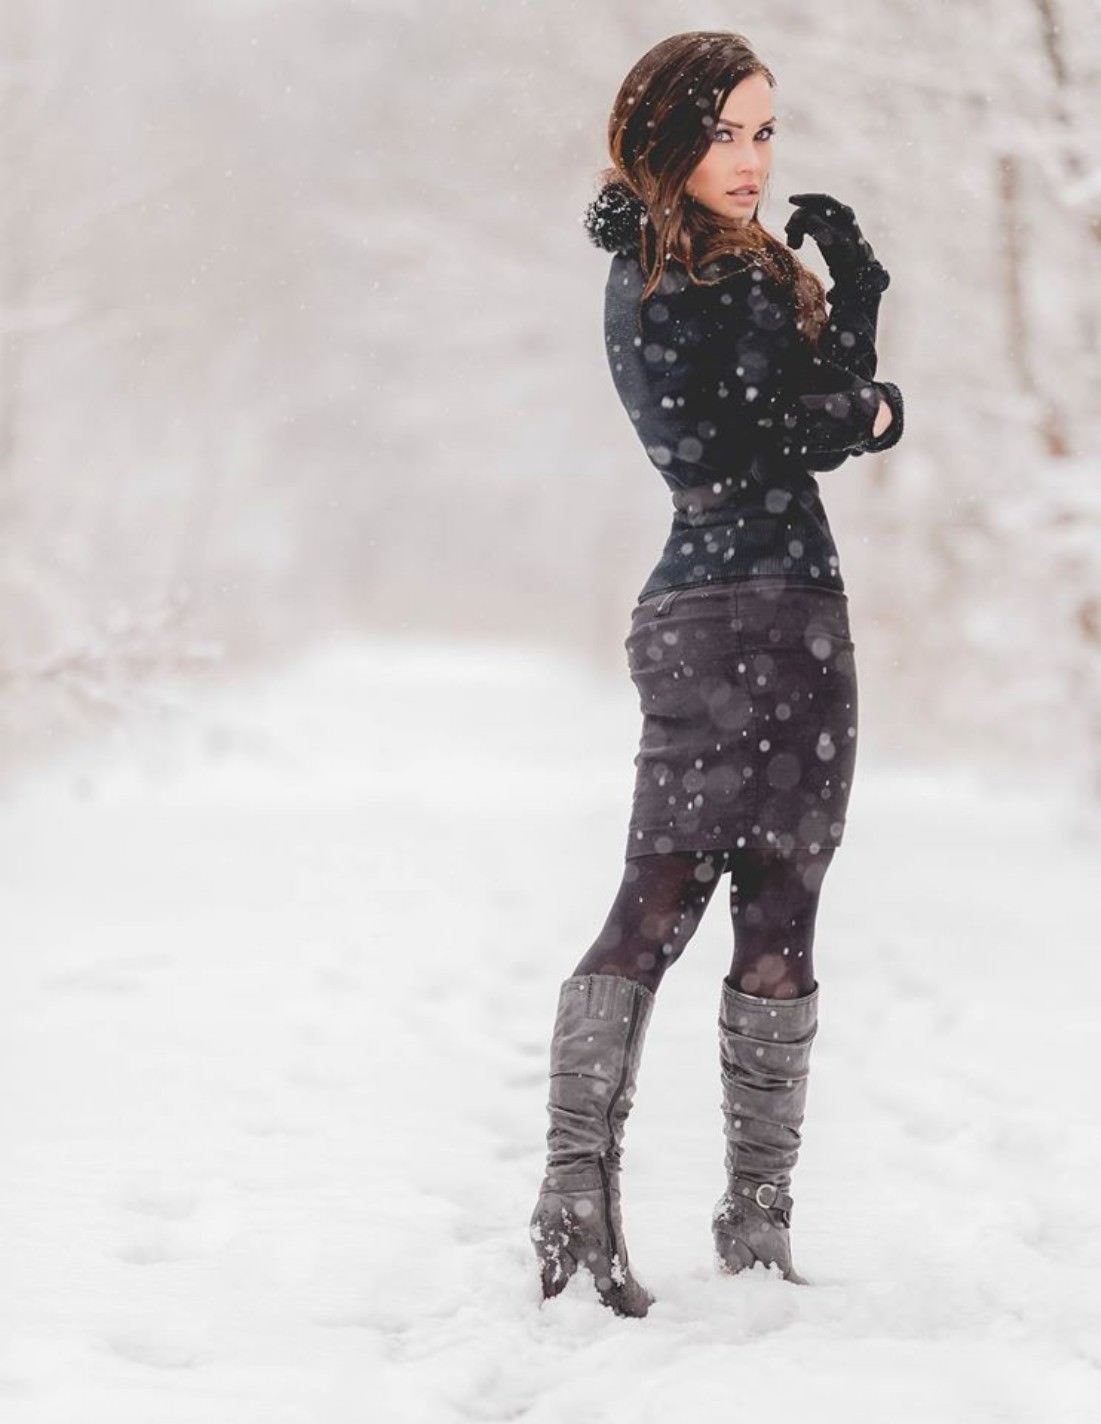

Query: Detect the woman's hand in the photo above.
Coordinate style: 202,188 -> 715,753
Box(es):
785,193 -> 890,299
872,398 -> 893,438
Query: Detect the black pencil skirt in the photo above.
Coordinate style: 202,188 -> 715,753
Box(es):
623,578 -> 859,860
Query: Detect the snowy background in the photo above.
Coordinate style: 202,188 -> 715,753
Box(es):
2,0 -> 1101,1419
3,643 -> 1101,1421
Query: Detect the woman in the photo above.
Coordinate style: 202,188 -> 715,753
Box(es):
529,31 -> 904,1317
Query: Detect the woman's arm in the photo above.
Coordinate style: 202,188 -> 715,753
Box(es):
816,272 -> 886,382
703,267 -> 902,459
802,274 -> 902,466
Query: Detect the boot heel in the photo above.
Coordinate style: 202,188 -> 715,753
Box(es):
714,1231 -> 758,1275
526,1213 -> 649,1310
530,1209 -> 579,1298
536,1241 -> 579,1300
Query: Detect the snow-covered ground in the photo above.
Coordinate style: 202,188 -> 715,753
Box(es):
2,635 -> 1099,1423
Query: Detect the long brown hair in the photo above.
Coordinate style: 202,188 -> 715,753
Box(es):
596,31 -> 829,343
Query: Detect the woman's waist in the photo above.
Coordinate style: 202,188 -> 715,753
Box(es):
630,575 -> 853,646
638,575 -> 848,610
626,575 -> 848,649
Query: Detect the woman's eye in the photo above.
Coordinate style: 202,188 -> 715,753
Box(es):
713,127 -> 775,143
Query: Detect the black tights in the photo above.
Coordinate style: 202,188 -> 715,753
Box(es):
572,848 -> 834,998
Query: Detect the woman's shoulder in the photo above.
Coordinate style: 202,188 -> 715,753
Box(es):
604,250 -> 803,361
647,257 -> 799,348
643,255 -> 788,313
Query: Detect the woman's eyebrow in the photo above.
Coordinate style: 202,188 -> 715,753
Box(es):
715,116 -> 778,128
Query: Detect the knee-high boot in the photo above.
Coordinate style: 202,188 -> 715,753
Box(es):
712,975 -> 820,1284
529,973 -> 656,1317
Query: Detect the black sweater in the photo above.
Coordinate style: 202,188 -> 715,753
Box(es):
587,186 -> 905,603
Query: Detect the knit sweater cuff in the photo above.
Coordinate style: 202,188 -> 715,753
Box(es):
862,380 -> 905,453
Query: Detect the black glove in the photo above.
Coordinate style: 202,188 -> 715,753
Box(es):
785,192 -> 890,302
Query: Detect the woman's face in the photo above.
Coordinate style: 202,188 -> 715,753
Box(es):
684,71 -> 775,224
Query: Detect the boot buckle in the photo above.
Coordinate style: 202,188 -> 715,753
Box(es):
754,1182 -> 779,1209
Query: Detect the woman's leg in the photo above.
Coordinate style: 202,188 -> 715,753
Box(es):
572,849 -> 730,994
533,849 -> 724,1313
725,846 -> 836,998
712,844 -> 835,1282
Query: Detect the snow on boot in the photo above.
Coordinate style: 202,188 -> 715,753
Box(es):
530,973 -> 656,1317
712,975 -> 820,1285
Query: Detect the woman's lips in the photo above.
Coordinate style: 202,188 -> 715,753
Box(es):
728,189 -> 758,200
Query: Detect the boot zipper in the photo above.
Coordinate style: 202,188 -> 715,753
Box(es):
597,1155 -> 616,1266
655,589 -> 681,616
600,992 -> 643,1268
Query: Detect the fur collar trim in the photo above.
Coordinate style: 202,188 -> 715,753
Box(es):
581,180 -> 646,254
